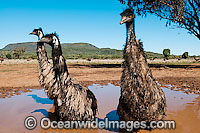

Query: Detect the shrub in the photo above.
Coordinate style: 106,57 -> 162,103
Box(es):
12,47 -> 26,59
29,55 -> 37,59
6,54 -> 12,59
87,58 -> 92,61
182,52 -> 189,59
163,49 -> 170,60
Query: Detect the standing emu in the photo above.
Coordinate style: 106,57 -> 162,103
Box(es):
117,8 -> 166,122
38,33 -> 97,121
29,28 -> 61,100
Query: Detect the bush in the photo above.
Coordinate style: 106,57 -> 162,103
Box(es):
163,49 -> 170,60
87,58 -> 92,61
12,47 -> 26,59
29,55 -> 37,59
182,52 -> 189,59
6,54 -> 12,59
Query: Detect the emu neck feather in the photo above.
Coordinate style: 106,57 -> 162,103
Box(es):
36,42 -> 60,99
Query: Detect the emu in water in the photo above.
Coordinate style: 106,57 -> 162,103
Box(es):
29,28 -> 61,99
117,8 -> 166,122
38,33 -> 97,121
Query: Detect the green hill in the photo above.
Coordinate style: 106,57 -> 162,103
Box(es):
0,42 -> 162,59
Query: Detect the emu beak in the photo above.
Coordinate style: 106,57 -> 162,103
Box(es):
120,20 -> 125,24
120,16 -> 125,25
29,32 -> 34,35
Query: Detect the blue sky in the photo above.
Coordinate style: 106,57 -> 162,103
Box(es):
0,0 -> 199,55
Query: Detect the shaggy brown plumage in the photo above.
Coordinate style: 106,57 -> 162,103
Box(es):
38,33 -> 97,120
117,9 -> 166,122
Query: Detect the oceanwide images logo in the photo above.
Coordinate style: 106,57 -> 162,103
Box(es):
24,116 -> 176,131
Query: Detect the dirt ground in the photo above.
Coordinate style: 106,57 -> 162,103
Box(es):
0,63 -> 200,98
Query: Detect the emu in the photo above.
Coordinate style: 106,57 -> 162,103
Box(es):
117,8 -> 166,122
29,28 -> 61,100
38,33 -> 97,121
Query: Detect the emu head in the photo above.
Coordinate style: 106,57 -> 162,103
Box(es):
29,28 -> 44,40
38,33 -> 60,48
120,8 -> 135,24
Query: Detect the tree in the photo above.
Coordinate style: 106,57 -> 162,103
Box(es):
12,47 -> 26,59
182,51 -> 189,59
163,48 -> 170,60
119,0 -> 200,40
6,54 -> 12,59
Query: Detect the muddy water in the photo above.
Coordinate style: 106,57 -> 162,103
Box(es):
0,89 -> 53,133
0,84 -> 199,133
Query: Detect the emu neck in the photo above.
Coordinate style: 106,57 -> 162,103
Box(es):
37,33 -> 47,63
126,20 -> 135,42
51,43 -> 69,75
39,33 -> 44,40
124,18 -> 143,62
52,45 -> 62,58
37,42 -> 49,63
36,42 -> 51,87
123,17 -> 150,84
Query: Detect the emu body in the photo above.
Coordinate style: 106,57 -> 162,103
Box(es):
117,9 -> 166,122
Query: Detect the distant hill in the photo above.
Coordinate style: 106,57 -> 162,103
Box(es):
2,42 -> 98,52
0,42 -> 163,59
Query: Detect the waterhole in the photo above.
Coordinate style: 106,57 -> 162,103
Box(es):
0,84 -> 199,133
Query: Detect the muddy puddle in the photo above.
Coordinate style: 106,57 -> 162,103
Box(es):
0,84 -> 199,133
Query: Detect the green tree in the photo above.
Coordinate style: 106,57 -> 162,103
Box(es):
163,49 -> 170,60
6,53 -> 12,59
182,52 -> 189,59
119,0 -> 200,40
